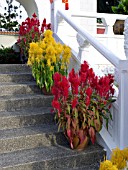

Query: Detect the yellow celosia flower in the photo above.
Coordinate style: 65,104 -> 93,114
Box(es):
50,66 -> 54,71
47,59 -> 51,67
27,58 -> 32,66
36,55 -> 42,63
55,43 -> 63,55
27,29 -> 71,92
39,41 -> 47,49
51,55 -> 56,63
62,45 -> 71,63
99,160 -> 118,170
46,45 -> 56,57
43,30 -> 53,38
111,147 -> 127,169
61,64 -> 66,70
29,42 -> 38,49
37,48 -> 43,55
121,148 -> 128,160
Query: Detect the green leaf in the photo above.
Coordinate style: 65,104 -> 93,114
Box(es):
67,104 -> 70,114
74,108 -> 78,118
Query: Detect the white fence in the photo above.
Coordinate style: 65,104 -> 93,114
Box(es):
51,1 -> 128,157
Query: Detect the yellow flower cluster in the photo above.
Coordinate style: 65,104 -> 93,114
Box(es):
100,160 -> 118,170
99,147 -> 128,170
28,30 -> 71,71
27,30 -> 71,92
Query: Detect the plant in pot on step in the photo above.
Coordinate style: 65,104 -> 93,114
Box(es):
17,13 -> 51,63
111,0 -> 128,35
51,61 -> 116,150
27,30 -> 71,94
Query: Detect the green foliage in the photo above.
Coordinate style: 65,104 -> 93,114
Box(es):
97,0 -> 118,13
0,0 -> 22,31
112,0 -> 128,14
0,46 -> 21,64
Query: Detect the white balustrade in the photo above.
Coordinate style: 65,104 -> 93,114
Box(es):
51,0 -> 128,157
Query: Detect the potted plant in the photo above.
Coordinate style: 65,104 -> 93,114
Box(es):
27,30 -> 71,93
17,13 -> 51,63
111,0 -> 128,34
52,61 -> 115,150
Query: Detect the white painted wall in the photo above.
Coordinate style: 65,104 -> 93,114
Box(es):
79,0 -> 97,34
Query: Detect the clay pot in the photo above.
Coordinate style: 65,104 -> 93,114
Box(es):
113,20 -> 124,35
42,86 -> 52,95
72,136 -> 90,151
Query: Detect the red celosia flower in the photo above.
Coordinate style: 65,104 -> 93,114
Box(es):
86,87 -> 92,97
85,96 -> 91,107
52,60 -> 115,148
80,60 -> 89,73
17,13 -> 51,58
61,76 -> 70,100
46,23 -> 51,30
71,97 -> 78,109
53,72 -> 61,85
52,100 -> 61,116
69,69 -> 80,95
80,72 -> 87,84
32,13 -> 37,18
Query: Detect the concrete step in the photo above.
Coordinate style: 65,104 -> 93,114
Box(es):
0,64 -> 106,169
0,107 -> 54,130
0,124 -> 67,154
0,94 -> 53,111
0,82 -> 41,96
0,143 -> 105,170
0,73 -> 34,83
0,64 -> 31,73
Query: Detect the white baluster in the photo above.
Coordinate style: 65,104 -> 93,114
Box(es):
76,33 -> 90,62
102,17 -> 116,35
124,17 -> 128,60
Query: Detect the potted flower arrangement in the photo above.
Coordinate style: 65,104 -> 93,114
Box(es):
27,30 -> 71,93
52,61 -> 115,150
111,0 -> 128,35
99,147 -> 128,170
17,13 -> 51,63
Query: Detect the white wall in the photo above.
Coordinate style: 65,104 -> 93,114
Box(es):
79,0 -> 97,34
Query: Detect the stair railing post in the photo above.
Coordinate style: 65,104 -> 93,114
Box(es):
51,0 -> 64,33
50,0 -> 58,33
118,60 -> 128,149
124,17 -> 128,60
76,33 -> 90,63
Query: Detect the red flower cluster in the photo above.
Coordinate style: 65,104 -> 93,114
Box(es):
52,60 -> 115,148
17,13 -> 51,60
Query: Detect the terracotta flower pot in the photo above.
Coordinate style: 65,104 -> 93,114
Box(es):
42,86 -> 52,95
72,136 -> 90,151
113,20 -> 124,35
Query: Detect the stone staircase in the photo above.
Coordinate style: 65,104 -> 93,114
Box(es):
0,64 -> 106,170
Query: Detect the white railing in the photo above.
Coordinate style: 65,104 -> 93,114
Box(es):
71,11 -> 128,35
51,1 -> 128,157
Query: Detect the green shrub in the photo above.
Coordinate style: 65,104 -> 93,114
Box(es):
0,46 -> 21,64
